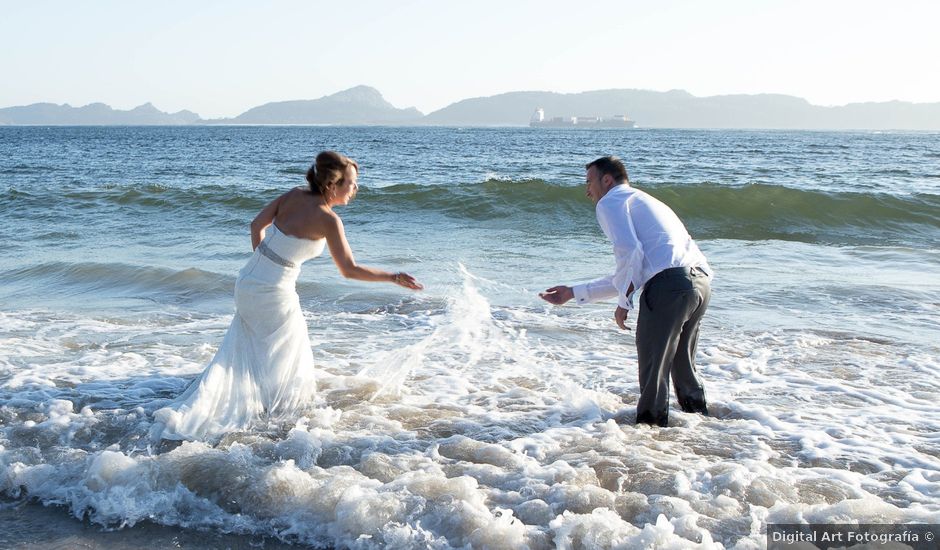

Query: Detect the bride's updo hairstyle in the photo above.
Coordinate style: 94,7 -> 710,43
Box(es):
306,151 -> 359,199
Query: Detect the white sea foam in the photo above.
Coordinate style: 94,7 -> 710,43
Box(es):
1,266 -> 939,548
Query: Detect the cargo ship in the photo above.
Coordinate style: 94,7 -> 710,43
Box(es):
529,107 -> 637,128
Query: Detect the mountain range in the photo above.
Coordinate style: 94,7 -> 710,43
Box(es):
0,102 -> 200,125
3,85 -> 939,130
213,86 -> 422,125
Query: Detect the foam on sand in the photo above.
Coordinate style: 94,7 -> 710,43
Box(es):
1,267 -> 938,548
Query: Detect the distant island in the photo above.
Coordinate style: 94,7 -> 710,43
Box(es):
211,86 -> 422,125
0,102 -> 199,125
2,85 -> 939,130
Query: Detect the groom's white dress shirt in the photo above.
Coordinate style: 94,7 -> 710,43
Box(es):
572,184 -> 712,311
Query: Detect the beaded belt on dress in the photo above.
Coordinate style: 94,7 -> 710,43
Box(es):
257,241 -> 297,268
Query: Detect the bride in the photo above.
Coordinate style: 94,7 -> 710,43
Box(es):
153,151 -> 422,441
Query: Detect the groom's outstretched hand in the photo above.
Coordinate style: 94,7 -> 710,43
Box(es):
539,285 -> 573,305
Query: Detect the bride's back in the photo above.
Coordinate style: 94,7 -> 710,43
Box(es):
250,151 -> 358,249
272,188 -> 334,241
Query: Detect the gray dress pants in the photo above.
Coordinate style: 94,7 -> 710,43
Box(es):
635,267 -> 711,426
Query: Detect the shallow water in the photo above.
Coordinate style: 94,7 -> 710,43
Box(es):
1,127 -> 938,548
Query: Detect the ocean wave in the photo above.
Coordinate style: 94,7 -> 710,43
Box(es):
0,262 -> 235,303
4,179 -> 939,244
0,261 -> 360,308
361,180 -> 940,244
359,179 -> 589,219
0,163 -> 60,175
1,183 -> 272,213
647,182 -> 940,243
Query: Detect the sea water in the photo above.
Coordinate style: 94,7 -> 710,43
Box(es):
0,127 -> 938,548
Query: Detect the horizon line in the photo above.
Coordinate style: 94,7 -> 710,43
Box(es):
3,85 -> 940,120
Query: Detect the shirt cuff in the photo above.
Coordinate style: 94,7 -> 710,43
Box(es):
617,293 -> 633,311
572,283 -> 591,305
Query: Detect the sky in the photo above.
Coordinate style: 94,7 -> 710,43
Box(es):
2,0 -> 938,118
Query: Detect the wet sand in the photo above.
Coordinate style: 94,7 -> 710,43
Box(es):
0,500 -> 307,550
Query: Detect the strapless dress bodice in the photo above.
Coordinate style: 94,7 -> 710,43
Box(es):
239,224 -> 326,286
261,224 -> 326,266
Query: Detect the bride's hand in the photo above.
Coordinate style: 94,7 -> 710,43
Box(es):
393,272 -> 424,290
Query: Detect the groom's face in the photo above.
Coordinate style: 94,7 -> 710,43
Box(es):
585,166 -> 611,204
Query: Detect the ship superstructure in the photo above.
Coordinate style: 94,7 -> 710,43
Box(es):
530,108 -> 636,128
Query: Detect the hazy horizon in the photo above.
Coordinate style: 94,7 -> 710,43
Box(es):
3,0 -> 939,118
6,84 -> 940,121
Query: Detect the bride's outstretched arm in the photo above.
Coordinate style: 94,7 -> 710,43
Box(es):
324,213 -> 423,290
250,193 -> 286,250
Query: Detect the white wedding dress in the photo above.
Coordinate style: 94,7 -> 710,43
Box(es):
153,224 -> 326,441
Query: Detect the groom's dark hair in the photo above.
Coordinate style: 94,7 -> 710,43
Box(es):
586,156 -> 629,184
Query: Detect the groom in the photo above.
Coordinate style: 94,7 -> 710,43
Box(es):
540,156 -> 713,427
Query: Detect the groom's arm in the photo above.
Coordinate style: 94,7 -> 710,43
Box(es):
571,275 -> 619,304
540,274 -> 618,305
596,199 -> 642,311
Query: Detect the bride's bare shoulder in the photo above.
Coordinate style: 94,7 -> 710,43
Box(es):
279,187 -> 321,210
283,186 -> 311,200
